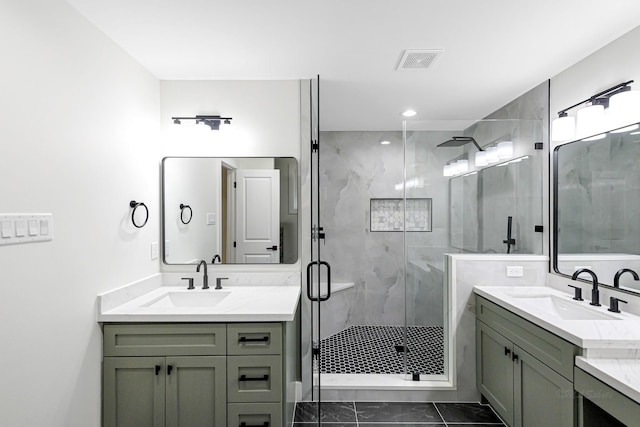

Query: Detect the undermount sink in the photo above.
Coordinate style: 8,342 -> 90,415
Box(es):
508,293 -> 619,321
143,291 -> 231,308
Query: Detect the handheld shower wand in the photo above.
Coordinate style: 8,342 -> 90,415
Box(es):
503,216 -> 516,254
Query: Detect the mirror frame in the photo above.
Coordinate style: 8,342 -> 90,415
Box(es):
161,156 -> 300,266
552,121 -> 640,295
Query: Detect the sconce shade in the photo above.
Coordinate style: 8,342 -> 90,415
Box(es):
497,141 -> 513,160
486,146 -> 499,164
576,104 -> 605,138
608,90 -> 640,130
456,159 -> 469,174
443,163 -> 455,177
552,115 -> 576,142
475,151 -> 488,167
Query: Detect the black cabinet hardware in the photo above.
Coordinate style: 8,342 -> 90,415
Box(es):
167,365 -> 173,375
266,245 -> 278,250
240,423 -> 269,427
238,336 -> 269,343
504,347 -> 511,357
155,365 -> 161,376
238,374 -> 269,382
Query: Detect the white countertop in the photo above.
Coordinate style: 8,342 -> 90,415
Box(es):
576,357 -> 640,403
474,286 -> 640,349
98,274 -> 301,322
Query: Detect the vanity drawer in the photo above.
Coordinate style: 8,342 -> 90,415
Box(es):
227,323 -> 282,355
476,296 -> 578,380
227,403 -> 282,427
227,355 -> 283,403
103,323 -> 226,356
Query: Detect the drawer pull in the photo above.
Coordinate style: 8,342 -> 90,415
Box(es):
155,365 -> 161,376
240,423 -> 269,427
239,336 -> 269,343
239,374 -> 269,382
167,365 -> 173,375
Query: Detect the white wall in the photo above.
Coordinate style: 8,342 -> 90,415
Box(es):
0,1 -> 161,426
160,80 -> 300,159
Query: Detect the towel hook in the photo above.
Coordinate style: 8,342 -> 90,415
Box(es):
129,200 -> 149,228
179,204 -> 193,224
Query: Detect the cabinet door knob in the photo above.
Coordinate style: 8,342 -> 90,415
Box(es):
512,354 -> 519,362
167,365 -> 173,375
155,365 -> 161,376
504,347 -> 511,357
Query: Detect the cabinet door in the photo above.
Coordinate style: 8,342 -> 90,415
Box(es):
103,357 -> 165,427
165,356 -> 226,427
514,346 -> 574,427
476,321 -> 514,426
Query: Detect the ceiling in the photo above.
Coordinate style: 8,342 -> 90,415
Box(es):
65,0 -> 640,131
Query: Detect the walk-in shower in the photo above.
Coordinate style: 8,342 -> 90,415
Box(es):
301,78 -> 547,405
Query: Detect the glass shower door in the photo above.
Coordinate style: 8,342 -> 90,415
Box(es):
305,75 -> 332,423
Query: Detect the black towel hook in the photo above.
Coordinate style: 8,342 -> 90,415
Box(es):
179,204 -> 193,224
129,200 -> 149,228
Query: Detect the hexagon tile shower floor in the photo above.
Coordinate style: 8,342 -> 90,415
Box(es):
319,325 -> 444,375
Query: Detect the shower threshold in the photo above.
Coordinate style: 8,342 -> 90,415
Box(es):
319,373 -> 453,390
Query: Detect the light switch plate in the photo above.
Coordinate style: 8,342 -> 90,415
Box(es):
207,213 -> 216,225
150,242 -> 159,260
506,265 -> 524,277
0,214 -> 53,246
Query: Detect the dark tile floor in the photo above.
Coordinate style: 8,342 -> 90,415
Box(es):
293,401 -> 506,426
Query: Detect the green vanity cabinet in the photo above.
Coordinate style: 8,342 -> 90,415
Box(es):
103,322 -> 289,427
103,324 -> 227,427
476,295 -> 578,427
574,367 -> 639,427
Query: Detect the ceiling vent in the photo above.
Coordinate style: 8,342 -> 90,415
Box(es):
396,49 -> 444,71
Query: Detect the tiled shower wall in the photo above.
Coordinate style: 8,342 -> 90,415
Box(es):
319,130 -> 461,337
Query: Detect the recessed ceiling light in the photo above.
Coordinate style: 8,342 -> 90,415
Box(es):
402,109 -> 417,117
380,140 -> 391,145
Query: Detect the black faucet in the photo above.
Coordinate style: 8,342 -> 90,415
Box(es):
196,260 -> 209,289
211,254 -> 221,264
614,268 -> 639,288
215,277 -> 228,290
572,268 -> 600,306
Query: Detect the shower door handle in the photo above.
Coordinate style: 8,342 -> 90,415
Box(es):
318,261 -> 331,302
306,260 -> 332,302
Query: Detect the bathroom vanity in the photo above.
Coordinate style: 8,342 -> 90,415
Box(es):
475,286 -> 640,427
98,274 -> 301,427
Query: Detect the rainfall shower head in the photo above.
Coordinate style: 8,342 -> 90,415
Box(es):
437,136 -> 484,151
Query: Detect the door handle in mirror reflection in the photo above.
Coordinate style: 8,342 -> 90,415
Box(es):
266,245 -> 278,250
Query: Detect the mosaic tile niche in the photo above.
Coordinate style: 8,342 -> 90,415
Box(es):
370,198 -> 432,232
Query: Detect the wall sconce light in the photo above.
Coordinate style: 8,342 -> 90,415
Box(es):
171,115 -> 233,130
552,80 -> 637,142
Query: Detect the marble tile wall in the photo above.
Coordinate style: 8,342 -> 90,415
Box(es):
318,130 -> 459,336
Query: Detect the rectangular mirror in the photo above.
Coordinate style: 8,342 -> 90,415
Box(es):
554,122 -> 640,293
162,157 -> 299,265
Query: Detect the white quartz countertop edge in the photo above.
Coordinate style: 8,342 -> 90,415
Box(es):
98,285 -> 301,323
474,286 -> 640,349
575,357 -> 640,404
